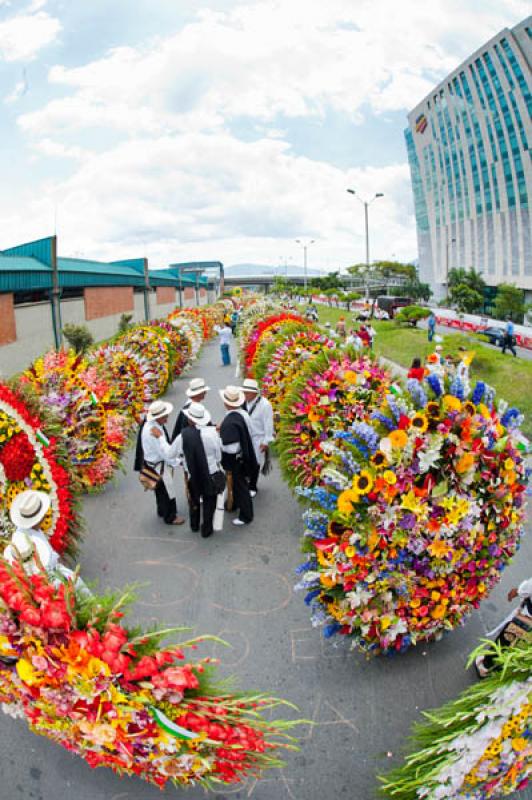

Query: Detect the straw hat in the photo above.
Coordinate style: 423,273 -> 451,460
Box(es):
146,400 -> 174,421
219,385 -> 245,408
186,377 -> 210,398
183,402 -> 212,427
9,490 -> 51,529
241,378 -> 259,394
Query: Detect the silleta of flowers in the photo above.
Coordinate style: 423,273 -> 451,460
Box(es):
0,382 -> 79,556
380,640 -> 532,799
277,349 -> 392,490
241,312 -> 310,376
0,559 -> 299,789
22,351 -> 130,491
295,373 -> 527,655
88,343 -> 151,423
148,320 -> 193,379
119,325 -> 173,397
167,315 -> 204,365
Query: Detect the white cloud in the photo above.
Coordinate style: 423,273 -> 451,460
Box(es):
0,5 -> 61,62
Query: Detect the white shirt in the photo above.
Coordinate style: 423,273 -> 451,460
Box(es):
518,578 -> 532,617
141,420 -> 179,466
246,396 -> 274,453
214,325 -> 233,346
174,426 -> 222,475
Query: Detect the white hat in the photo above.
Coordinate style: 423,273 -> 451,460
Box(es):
241,378 -> 259,393
147,400 -> 174,421
183,402 -> 211,427
186,377 -> 210,398
9,490 -> 51,529
435,345 -> 443,352
219,385 -> 245,408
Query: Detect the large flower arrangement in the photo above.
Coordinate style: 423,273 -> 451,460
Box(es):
296,378 -> 527,655
22,351 -> 130,491
277,349 -> 392,489
0,382 -> 79,556
147,320 -> 192,379
88,343 -> 151,423
242,312 -> 310,376
380,641 -> 532,799
119,326 -> 172,396
168,316 -> 203,365
0,559 -> 300,789
261,329 -> 335,414
169,307 -> 224,339
252,321 -> 316,384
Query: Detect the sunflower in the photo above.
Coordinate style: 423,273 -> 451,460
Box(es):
371,450 -> 387,468
442,394 -> 462,412
353,469 -> 374,495
410,413 -> 428,433
462,401 -> 476,416
337,489 -> 359,515
426,402 -> 440,418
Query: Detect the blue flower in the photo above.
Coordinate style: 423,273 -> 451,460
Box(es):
323,622 -> 342,639
425,373 -> 442,397
407,378 -> 428,408
449,376 -> 465,400
471,381 -> 485,405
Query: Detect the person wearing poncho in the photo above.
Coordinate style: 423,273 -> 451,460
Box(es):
134,401 -> 185,526
172,403 -> 222,539
171,377 -> 210,441
219,386 -> 258,527
241,378 -> 274,496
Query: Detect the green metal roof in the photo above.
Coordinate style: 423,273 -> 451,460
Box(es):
57,257 -> 144,288
0,255 -> 52,291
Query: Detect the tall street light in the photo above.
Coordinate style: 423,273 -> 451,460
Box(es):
295,239 -> 315,291
346,189 -> 384,299
445,236 -> 456,299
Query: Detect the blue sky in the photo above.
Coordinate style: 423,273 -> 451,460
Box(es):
0,0 -> 529,271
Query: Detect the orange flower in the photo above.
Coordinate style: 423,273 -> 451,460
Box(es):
456,453 -> 475,474
428,539 -> 450,559
389,429 -> 408,449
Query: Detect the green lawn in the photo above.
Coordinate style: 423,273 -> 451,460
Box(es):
298,303 -> 532,437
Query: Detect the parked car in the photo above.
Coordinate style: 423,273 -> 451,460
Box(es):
480,326 -> 506,346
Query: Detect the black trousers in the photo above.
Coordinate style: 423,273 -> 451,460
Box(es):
155,479 -> 177,524
249,462 -> 260,492
189,489 -> 217,537
231,461 -> 254,523
502,334 -> 517,356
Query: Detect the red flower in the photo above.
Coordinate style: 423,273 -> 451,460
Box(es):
0,432 -> 35,480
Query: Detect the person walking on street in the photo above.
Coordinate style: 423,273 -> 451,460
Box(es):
241,378 -> 274,496
475,577 -> 532,677
427,312 -> 436,342
502,317 -> 517,357
219,386 -> 258,526
134,400 -> 186,526
171,403 -> 222,539
214,321 -> 233,366
171,377 -> 210,441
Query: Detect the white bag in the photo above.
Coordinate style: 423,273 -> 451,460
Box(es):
433,334 -> 443,343
213,489 -> 225,531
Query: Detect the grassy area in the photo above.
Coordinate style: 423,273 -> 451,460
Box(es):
298,303 -> 532,437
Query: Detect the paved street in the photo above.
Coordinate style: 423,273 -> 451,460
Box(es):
1,340 -> 531,800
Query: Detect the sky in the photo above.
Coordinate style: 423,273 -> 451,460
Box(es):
0,0 -> 529,272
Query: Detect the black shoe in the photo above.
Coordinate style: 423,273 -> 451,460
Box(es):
201,530 -> 213,538
191,527 -> 200,533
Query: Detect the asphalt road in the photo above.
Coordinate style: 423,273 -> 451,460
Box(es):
1,340 -> 531,800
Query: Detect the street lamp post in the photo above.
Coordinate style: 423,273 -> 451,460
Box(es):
445,236 -> 456,299
295,239 -> 315,292
346,189 -> 384,300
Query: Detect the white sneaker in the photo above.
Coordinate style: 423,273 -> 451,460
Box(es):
250,490 -> 257,498
232,518 -> 246,526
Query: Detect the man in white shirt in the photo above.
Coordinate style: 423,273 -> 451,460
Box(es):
214,323 -> 233,366
241,378 -> 274,496
134,400 -> 185,525
170,403 -> 222,538
171,377 -> 210,441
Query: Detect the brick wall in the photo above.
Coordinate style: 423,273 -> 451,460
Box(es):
0,294 -> 16,344
84,286 -> 134,321
184,287 -> 195,300
156,286 -> 176,305
200,287 -> 207,297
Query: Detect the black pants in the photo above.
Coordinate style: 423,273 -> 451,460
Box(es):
502,334 -> 516,356
249,461 -> 260,492
155,479 -> 177,524
189,489 -> 217,537
231,461 -> 254,523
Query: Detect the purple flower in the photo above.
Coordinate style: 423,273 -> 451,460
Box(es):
399,513 -> 416,530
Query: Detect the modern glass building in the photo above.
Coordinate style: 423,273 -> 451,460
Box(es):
405,17 -> 532,303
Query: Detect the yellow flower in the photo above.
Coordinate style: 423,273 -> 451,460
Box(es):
431,604 -> 447,619
411,413 -> 428,433
337,489 -> 359,515
511,737 -> 528,752
389,429 -> 408,449
371,450 -> 388,468
442,394 -> 462,412
401,490 -> 421,514
345,546 -> 355,558
380,616 -> 392,631
343,370 -> 359,384
383,470 -> 397,486
428,539 -> 450,559
504,457 -> 515,471
456,453 -> 475,474
16,658 -> 41,686
353,470 -> 374,495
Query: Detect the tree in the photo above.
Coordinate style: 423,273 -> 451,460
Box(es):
492,283 -> 526,322
403,280 -> 433,302
62,323 -> 94,354
448,267 -> 485,294
117,313 -> 133,334
451,284 -> 484,314
395,305 -> 431,327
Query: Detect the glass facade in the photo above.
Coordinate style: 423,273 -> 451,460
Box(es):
405,17 -> 532,300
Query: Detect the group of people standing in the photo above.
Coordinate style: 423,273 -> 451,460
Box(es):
135,376 -> 274,538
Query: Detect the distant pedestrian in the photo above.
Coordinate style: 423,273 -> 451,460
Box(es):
475,577 -> 532,678
427,312 -> 436,342
358,325 -> 371,348
219,386 -> 258,526
335,317 -> 347,338
241,378 -> 274,496
214,322 -> 233,366
172,403 -> 223,539
502,317 -> 517,357
407,357 -> 425,382
171,377 -> 210,441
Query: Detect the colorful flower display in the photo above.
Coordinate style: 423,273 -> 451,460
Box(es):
295,376 -> 527,655
380,640 -> 532,799
241,312 -> 310,376
148,319 -> 192,378
0,559 -> 300,789
118,325 -> 173,397
22,351 -> 130,491
0,382 -> 79,556
88,343 -> 151,423
167,316 -> 204,365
